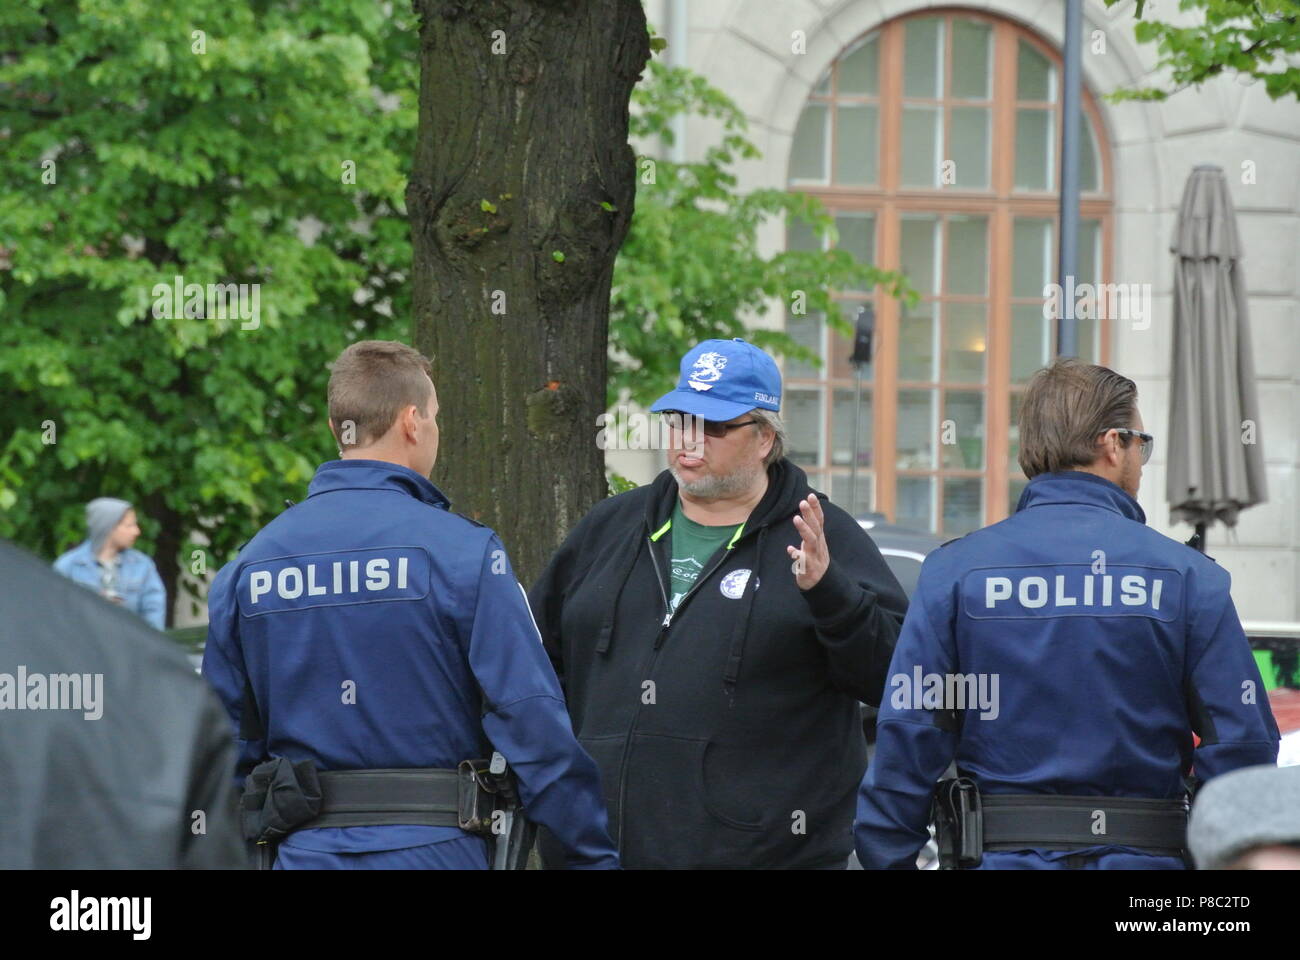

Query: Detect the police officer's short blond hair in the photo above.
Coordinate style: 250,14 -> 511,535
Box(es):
1018,358 -> 1138,478
328,340 -> 434,448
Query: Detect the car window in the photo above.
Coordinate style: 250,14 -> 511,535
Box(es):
883,554 -> 923,599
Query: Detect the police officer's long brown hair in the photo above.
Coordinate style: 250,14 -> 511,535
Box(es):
1018,358 -> 1138,478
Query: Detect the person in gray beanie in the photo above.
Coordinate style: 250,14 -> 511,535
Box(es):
53,497 -> 167,630
1188,764 -> 1300,869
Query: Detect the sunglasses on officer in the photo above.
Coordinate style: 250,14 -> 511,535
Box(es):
659,411 -> 761,439
1108,427 -> 1154,465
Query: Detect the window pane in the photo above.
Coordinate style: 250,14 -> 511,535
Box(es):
831,473 -> 875,517
832,388 -> 873,467
788,217 -> 820,253
951,19 -> 991,99
839,35 -> 880,96
1081,120 -> 1100,192
1072,219 -> 1101,362
903,17 -> 943,98
1014,108 -> 1053,190
1012,217 -> 1053,299
1009,477 -> 1028,516
814,67 -> 831,97
944,303 -> 986,384
786,389 -> 823,465
946,215 -> 987,294
1017,41 -> 1055,102
897,389 -> 936,469
943,478 -> 983,536
1077,315 -> 1099,364
900,106 -> 940,187
900,216 -> 939,294
942,390 -> 985,470
790,103 -> 828,181
786,312 -> 823,378
835,104 -> 879,185
1009,391 -> 1025,475
1077,219 -> 1100,287
835,213 -> 875,277
949,106 -> 990,188
899,301 -> 937,382
897,475 -> 934,532
1011,304 -> 1050,384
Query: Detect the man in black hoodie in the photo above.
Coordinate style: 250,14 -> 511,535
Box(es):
530,338 -> 908,868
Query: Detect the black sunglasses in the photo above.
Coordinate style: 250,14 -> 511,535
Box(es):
1108,427 -> 1154,465
660,411 -> 761,439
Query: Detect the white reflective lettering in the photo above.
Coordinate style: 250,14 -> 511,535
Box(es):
1054,574 -> 1077,606
365,558 -> 390,591
1121,575 -> 1146,606
985,577 -> 1013,608
1019,576 -> 1048,608
278,567 -> 303,599
249,571 -> 272,604
306,564 -> 327,596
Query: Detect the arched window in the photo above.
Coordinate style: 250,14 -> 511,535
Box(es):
786,10 -> 1112,535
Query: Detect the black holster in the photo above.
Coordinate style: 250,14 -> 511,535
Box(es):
932,777 -> 983,869
241,756 -> 323,844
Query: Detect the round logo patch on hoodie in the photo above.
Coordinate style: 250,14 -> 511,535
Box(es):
720,569 -> 752,599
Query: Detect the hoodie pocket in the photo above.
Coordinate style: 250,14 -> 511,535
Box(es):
622,734 -> 762,867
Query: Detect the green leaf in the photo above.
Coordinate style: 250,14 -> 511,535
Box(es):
552,250 -> 565,262
480,199 -> 497,214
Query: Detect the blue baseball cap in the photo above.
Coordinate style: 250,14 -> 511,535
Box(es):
649,338 -> 782,421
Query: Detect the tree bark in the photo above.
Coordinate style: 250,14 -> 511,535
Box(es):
141,491 -> 180,629
408,0 -> 649,584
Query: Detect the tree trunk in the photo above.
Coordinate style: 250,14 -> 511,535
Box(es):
408,0 -> 649,584
141,491 -> 180,629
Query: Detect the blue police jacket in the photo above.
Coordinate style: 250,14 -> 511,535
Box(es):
854,470 -> 1280,869
53,542 -> 167,631
203,459 -> 619,868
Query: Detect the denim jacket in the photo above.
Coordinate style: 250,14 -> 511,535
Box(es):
53,541 -> 167,631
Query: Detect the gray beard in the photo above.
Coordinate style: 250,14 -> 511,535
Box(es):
670,460 -> 765,500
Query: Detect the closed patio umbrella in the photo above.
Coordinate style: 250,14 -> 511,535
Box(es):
1167,165 -> 1267,551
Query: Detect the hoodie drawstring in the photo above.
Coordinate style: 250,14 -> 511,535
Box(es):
594,534 -> 645,655
722,527 -> 766,691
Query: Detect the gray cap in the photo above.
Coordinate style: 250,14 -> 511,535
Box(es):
1188,764 -> 1300,869
86,497 -> 133,555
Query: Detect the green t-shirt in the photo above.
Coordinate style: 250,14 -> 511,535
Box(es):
667,500 -> 742,612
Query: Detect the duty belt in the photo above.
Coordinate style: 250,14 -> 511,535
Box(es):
982,793 -> 1189,856
304,769 -> 462,829
239,755 -> 531,869
933,777 -> 1189,868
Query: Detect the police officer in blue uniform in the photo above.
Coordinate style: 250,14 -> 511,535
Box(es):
854,358 -> 1279,870
203,340 -> 619,869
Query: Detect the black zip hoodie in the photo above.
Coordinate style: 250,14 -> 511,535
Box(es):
528,458 -> 908,868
